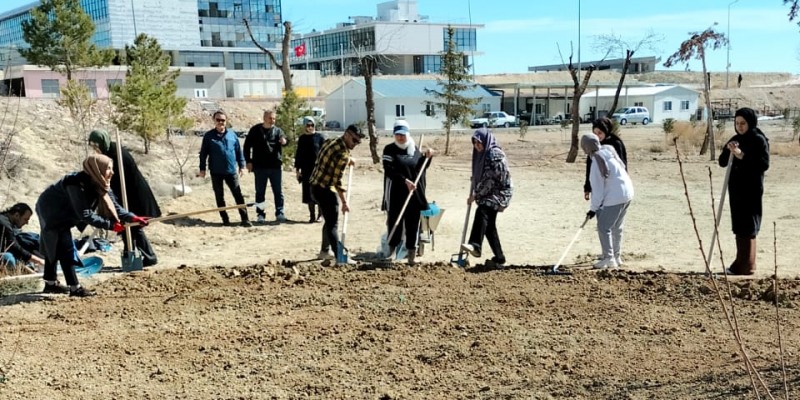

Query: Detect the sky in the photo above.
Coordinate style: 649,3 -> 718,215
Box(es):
2,0 -> 799,75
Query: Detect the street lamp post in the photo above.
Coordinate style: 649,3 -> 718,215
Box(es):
726,0 -> 739,89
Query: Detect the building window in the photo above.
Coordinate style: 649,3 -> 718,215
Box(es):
425,104 -> 435,116
482,104 -> 491,112
79,79 -> 97,98
395,104 -> 405,117
195,75 -> 205,83
106,79 -> 122,90
41,79 -> 60,97
681,100 -> 690,110
634,102 -> 643,107
664,101 -> 673,111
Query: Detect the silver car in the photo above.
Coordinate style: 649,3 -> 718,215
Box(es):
611,106 -> 650,125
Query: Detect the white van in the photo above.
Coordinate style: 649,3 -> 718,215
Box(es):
611,106 -> 650,125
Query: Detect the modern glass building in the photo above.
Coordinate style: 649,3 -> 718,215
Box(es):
0,0 -> 283,70
288,0 -> 481,76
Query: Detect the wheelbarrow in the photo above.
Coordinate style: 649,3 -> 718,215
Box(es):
418,202 -> 444,256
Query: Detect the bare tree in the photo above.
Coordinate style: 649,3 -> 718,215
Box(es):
594,31 -> 662,119
786,0 -> 800,23
664,27 -> 728,159
558,43 -> 608,162
243,19 -> 293,91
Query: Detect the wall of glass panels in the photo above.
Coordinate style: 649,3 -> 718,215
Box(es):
443,27 -> 476,53
0,0 -> 111,48
176,51 -> 225,67
291,27 -> 375,61
226,52 -> 268,70
197,0 -> 282,48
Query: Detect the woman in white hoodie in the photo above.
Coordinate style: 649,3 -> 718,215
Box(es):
581,133 -> 634,269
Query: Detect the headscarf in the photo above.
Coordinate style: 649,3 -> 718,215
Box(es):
591,118 -> 614,138
302,116 -> 316,134
87,129 -> 112,153
471,127 -> 499,191
82,154 -> 119,222
581,133 -> 610,178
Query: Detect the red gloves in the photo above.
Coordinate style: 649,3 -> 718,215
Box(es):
112,222 -> 125,233
131,216 -> 150,226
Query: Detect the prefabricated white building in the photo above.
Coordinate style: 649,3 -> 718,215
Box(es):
580,85 -> 700,123
325,78 -> 500,130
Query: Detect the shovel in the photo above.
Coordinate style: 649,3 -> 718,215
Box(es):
385,156 -> 432,259
115,129 -> 143,272
550,215 -> 591,275
450,200 -> 472,268
336,165 -> 354,263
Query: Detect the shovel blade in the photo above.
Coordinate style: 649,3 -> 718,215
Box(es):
121,251 -> 143,272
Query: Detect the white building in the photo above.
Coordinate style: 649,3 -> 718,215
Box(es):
326,78 -> 499,130
290,0 -> 483,76
580,85 -> 700,123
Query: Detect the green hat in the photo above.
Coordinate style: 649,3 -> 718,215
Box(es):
88,129 -> 111,153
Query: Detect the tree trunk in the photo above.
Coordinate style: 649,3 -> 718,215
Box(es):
280,22 -> 293,92
444,99 -> 452,156
608,50 -> 633,120
566,67 -> 594,163
144,138 -> 150,154
361,57 -> 380,164
699,49 -> 715,159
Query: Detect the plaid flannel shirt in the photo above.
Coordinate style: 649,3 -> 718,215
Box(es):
309,137 -> 350,193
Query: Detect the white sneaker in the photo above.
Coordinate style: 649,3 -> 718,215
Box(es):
256,215 -> 266,223
336,256 -> 357,266
593,258 -> 618,269
317,250 -> 334,260
460,243 -> 481,258
615,256 -> 624,266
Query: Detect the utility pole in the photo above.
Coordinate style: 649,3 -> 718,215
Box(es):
341,43 -> 345,125
725,0 -> 739,89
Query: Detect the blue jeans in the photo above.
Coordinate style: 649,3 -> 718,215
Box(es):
254,167 -> 284,217
1,252 -> 17,269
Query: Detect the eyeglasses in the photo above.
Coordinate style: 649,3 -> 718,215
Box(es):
347,131 -> 362,145
215,118 -> 226,123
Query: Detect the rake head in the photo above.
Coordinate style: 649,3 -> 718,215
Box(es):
449,252 -> 469,268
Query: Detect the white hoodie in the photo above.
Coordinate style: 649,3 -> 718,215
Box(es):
589,145 -> 634,212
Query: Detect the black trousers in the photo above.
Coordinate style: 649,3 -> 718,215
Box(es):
211,173 -> 249,223
311,185 -> 339,254
467,204 -> 504,261
121,227 -> 157,267
41,229 -> 80,286
386,200 -> 421,250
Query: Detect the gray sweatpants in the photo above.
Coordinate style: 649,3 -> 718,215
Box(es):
596,201 -> 631,260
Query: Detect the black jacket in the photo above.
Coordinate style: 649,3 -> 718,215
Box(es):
381,144 -> 430,212
243,124 -> 287,169
294,132 -> 326,182
584,134 -> 627,193
718,130 -> 770,236
104,142 -> 162,218
36,172 -> 134,233
0,214 -> 31,262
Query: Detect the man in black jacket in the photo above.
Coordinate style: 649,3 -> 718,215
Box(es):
0,203 -> 44,271
244,110 -> 288,223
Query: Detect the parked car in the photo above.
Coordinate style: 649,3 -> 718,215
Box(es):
470,111 -> 517,128
611,106 -> 650,125
549,113 -> 583,124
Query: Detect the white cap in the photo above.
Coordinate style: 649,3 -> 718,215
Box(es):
393,120 -> 410,135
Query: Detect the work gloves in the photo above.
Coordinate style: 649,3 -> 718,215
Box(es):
112,222 -> 125,233
131,216 -> 150,226
586,210 -> 596,220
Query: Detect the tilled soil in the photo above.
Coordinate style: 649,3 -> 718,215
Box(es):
1,262 -> 798,399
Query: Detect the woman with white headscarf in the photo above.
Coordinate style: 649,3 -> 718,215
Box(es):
381,120 -> 433,265
581,133 -> 634,269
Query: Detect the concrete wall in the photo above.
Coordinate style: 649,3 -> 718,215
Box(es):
21,67 -> 127,98
175,69 -> 226,99
108,0 -> 200,50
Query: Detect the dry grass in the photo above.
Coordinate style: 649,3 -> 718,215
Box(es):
770,142 -> 800,156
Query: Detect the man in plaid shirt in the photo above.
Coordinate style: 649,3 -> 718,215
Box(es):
310,124 -> 366,264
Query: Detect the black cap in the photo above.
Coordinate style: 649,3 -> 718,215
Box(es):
345,124 -> 365,138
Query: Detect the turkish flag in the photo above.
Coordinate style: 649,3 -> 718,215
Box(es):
294,42 -> 306,58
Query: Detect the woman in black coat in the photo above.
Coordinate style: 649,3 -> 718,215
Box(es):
37,155 -> 149,296
584,117 -> 627,201
718,107 -> 769,275
88,129 -> 161,266
294,117 -> 326,222
381,121 -> 433,264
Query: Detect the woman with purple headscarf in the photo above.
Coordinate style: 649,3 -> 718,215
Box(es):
460,128 -> 513,268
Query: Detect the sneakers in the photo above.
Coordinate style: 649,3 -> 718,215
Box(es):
256,215 -> 266,223
276,214 -> 288,223
615,256 -> 624,267
43,282 -> 70,294
593,257 -> 619,270
336,256 -> 357,266
460,243 -> 481,258
69,287 -> 96,297
240,220 -> 253,228
317,250 -> 334,261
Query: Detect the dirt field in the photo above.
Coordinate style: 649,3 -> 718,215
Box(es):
1,115 -> 799,398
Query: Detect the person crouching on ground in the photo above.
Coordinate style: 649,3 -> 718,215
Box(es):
36,154 -> 149,297
294,116 -> 325,223
718,107 -> 769,275
581,133 -> 634,269
461,127 -> 513,268
0,202 -> 44,271
381,120 -> 433,265
88,129 -> 161,267
309,124 -> 366,265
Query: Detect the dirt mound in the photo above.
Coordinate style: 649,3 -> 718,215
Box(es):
1,263 -> 797,399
